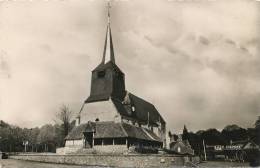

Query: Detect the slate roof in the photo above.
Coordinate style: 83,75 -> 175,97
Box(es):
144,128 -> 162,142
93,61 -> 123,73
65,121 -> 162,143
95,122 -> 126,138
112,92 -> 165,126
243,141 -> 260,150
85,94 -> 110,103
129,93 -> 165,124
65,123 -> 91,140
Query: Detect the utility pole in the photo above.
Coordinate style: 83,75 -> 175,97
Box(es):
203,139 -> 207,161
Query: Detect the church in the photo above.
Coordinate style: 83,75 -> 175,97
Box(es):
64,4 -> 166,154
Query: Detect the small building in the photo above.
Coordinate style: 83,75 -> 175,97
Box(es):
204,139 -> 260,161
169,135 -> 194,155
65,121 -> 162,154
63,4 -> 166,154
243,141 -> 259,151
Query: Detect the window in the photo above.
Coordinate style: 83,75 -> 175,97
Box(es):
178,147 -> 181,153
95,118 -> 99,122
97,71 -> 106,78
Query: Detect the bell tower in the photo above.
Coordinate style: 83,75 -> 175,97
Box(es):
86,1 -> 126,103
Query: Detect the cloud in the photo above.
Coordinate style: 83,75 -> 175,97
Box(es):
225,39 -> 236,46
199,36 -> 210,45
0,51 -> 11,79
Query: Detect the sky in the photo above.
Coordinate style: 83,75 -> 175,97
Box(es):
0,0 -> 259,133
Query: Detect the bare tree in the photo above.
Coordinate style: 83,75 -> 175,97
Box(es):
56,104 -> 73,138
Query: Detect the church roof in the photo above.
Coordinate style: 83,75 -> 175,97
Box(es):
85,94 -> 110,104
65,123 -> 90,140
129,93 -> 165,124
94,122 -> 126,138
122,123 -> 162,142
92,61 -> 124,73
112,92 -> 165,125
65,121 -> 162,143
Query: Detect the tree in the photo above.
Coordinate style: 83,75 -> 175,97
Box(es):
0,120 -> 69,153
201,128 -> 225,145
168,131 -> 172,138
37,125 -> 56,144
173,134 -> 178,141
221,124 -> 248,143
182,125 -> 189,141
56,104 -> 73,138
0,120 -> 9,128
187,132 -> 201,155
36,124 -> 60,152
254,116 -> 260,145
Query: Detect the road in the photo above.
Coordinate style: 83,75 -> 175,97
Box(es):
198,161 -> 250,167
1,159 -> 251,168
0,159 -> 107,168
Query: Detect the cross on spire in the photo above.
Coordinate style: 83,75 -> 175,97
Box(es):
102,0 -> 115,64
107,0 -> 111,24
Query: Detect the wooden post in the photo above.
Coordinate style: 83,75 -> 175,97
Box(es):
92,132 -> 94,148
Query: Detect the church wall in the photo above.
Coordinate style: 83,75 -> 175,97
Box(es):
112,70 -> 125,99
65,139 -> 84,147
161,123 -> 167,148
80,99 -> 120,123
89,69 -> 113,99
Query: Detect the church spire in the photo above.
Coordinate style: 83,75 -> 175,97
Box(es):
102,1 -> 115,64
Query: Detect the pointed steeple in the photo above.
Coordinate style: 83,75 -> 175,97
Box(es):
86,1 -> 125,103
102,1 -> 115,64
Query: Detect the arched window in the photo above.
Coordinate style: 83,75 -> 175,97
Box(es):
95,118 -> 99,122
